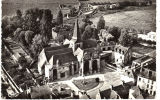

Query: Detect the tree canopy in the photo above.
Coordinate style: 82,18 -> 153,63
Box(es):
97,16 -> 105,31
56,9 -> 63,26
119,28 -> 133,47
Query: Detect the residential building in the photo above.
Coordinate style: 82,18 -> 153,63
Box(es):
131,55 -> 154,70
136,57 -> 156,96
114,45 -> 132,68
129,86 -> 144,99
96,82 -> 120,99
138,31 -> 156,42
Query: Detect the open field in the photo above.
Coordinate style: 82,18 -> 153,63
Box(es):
91,9 -> 156,31
2,0 -> 78,18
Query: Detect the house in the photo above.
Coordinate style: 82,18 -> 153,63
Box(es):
136,57 -> 156,97
96,82 -> 120,99
114,45 -> 132,68
38,44 -> 79,81
138,31 -> 156,42
129,86 -> 144,99
131,55 -> 154,70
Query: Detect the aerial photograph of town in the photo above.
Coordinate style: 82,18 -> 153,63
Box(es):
1,0 -> 157,99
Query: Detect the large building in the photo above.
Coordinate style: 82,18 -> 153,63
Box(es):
114,45 -> 132,68
138,31 -> 156,42
38,45 -> 79,81
136,58 -> 156,96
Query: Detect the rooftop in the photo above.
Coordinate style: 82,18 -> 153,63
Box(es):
131,86 -> 144,99
114,45 -> 130,54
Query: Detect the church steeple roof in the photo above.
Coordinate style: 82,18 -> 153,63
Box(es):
72,18 -> 81,42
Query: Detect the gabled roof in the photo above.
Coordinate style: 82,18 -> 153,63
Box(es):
50,52 -> 77,65
44,45 -> 70,60
44,44 -> 69,52
114,45 -> 130,54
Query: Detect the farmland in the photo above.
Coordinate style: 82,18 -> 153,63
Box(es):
91,8 -> 156,31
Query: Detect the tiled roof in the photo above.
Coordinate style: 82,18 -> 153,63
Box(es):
44,44 -> 69,51
45,48 -> 72,60
50,52 -> 77,65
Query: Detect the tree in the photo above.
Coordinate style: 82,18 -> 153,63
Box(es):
23,8 -> 41,32
69,7 -> 77,17
10,10 -> 24,28
92,28 -> 99,40
97,16 -> 105,31
108,26 -> 121,42
31,34 -> 48,57
19,31 -> 27,46
3,24 -> 16,38
119,28 -> 133,47
82,30 -> 90,40
56,9 -> 63,26
40,9 -> 53,40
13,28 -> 23,41
18,55 -> 28,68
25,30 -> 35,45
16,10 -> 22,18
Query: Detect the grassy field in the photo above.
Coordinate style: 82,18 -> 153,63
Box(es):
91,6 -> 156,31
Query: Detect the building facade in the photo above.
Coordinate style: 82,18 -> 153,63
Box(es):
136,57 -> 156,96
38,45 -> 79,81
138,31 -> 156,42
114,45 -> 132,68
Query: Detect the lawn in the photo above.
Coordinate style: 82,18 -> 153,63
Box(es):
91,9 -> 156,31
89,4 -> 156,31
72,78 -> 99,91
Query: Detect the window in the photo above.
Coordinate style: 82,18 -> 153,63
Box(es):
151,86 -> 153,89
120,56 -> 122,59
152,81 -> 154,84
60,72 -> 65,78
119,49 -> 121,53
122,51 -> 124,55
108,47 -> 111,50
139,77 -> 141,81
153,91 -> 156,96
150,91 -> 152,95
149,71 -> 152,77
147,84 -> 149,88
103,48 -> 106,51
117,59 -> 118,62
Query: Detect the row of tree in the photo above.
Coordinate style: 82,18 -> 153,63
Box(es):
2,8 -> 64,58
